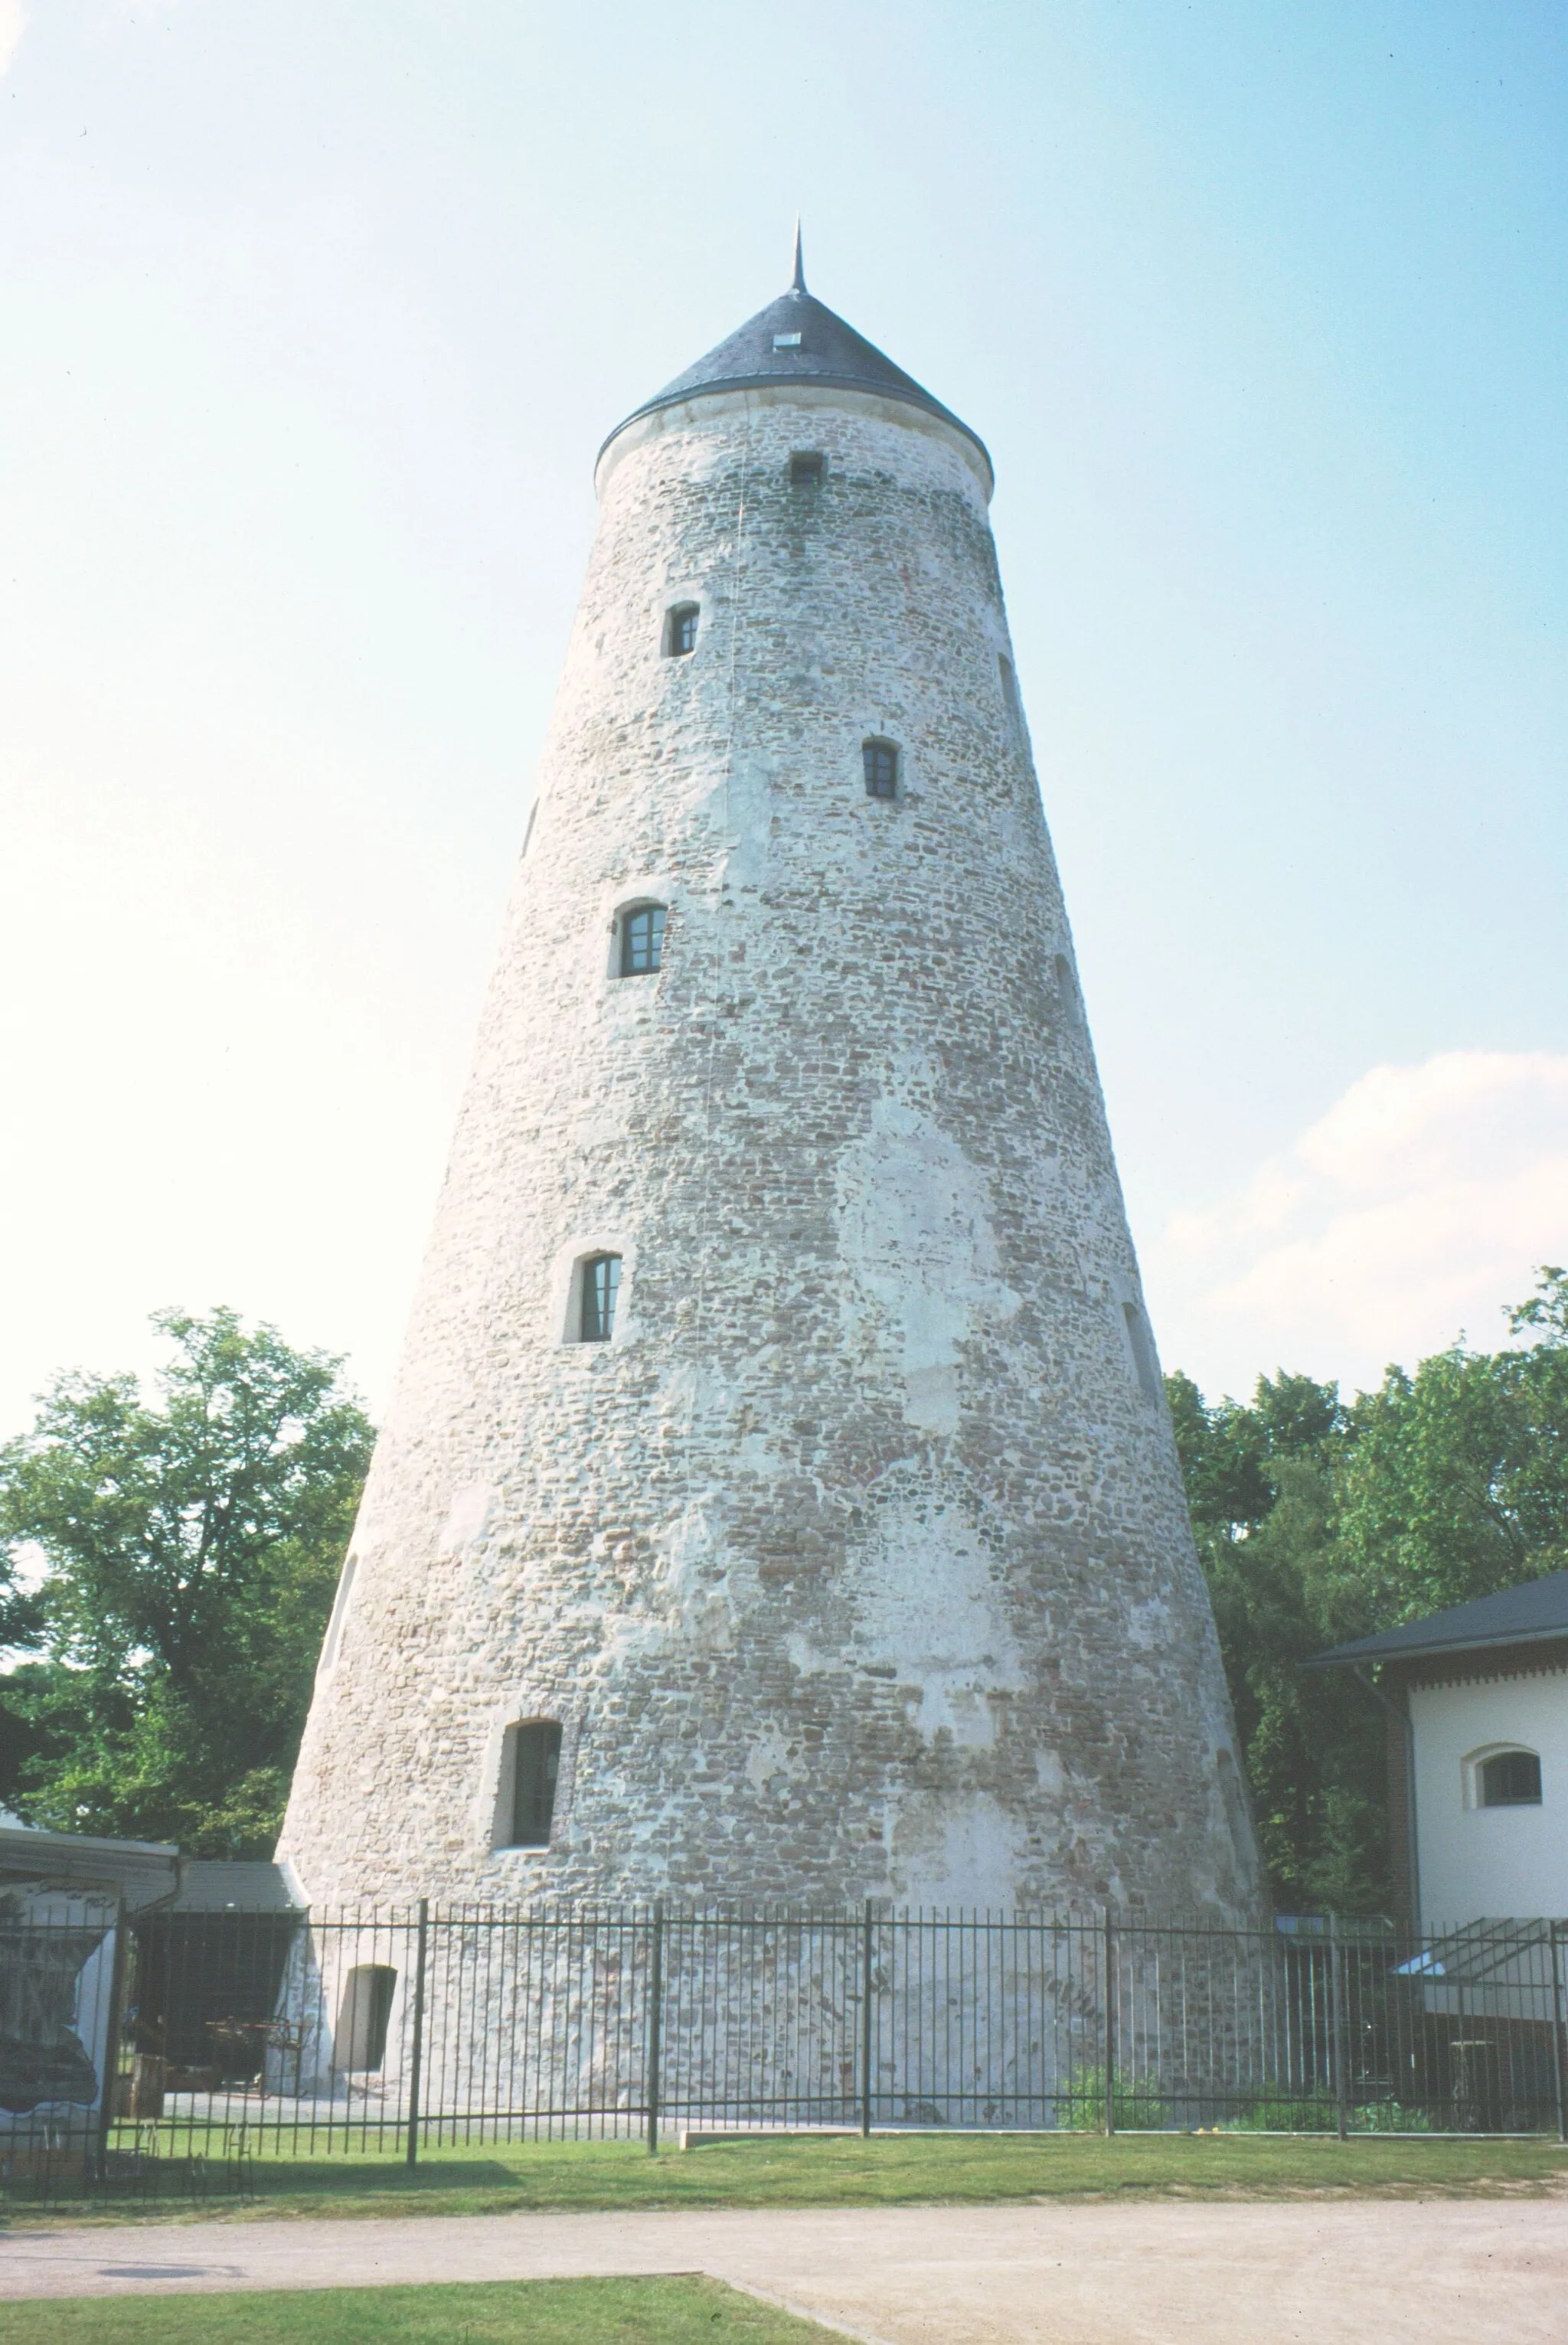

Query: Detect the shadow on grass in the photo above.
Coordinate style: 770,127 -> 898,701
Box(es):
263,2160 -> 524,2196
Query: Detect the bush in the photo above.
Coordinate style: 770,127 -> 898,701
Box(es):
1223,2094 -> 1433,2132
1227,2095 -> 1338,2131
1060,2066 -> 1169,2130
1354,2100 -> 1433,2132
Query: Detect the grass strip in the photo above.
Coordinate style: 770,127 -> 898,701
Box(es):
6,2131 -> 1566,2228
0,2275 -> 832,2341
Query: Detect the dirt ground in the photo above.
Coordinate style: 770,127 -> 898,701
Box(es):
3,2200 -> 1567,2343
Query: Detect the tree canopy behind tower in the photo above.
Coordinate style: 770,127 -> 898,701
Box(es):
1169,1267 -> 1568,1913
2,1279 -> 1564,1901
0,1308 -> 372,1857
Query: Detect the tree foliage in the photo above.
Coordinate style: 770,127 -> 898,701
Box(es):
3,1277 -> 1565,1895
0,1308 -> 373,1856
1171,1269 -> 1568,1914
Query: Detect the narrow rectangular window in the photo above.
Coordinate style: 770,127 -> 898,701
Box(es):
320,1554 -> 358,1673
335,1965 -> 397,2071
508,1721 -> 564,1847
863,740 -> 899,799
620,905 -> 665,975
665,603 -> 699,657
580,1253 -> 621,1341
1122,1302 -> 1161,1403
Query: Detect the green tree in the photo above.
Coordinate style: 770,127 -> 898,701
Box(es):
1325,1282 -> 1568,1635
1170,1269 -> 1568,1915
1171,1369 -> 1383,1911
0,1308 -> 373,1855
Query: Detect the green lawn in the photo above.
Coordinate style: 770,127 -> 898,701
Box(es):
0,2277 -> 829,2342
7,2131 -> 1566,2227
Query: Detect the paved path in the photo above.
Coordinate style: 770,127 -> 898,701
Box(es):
2,2201 -> 1566,2342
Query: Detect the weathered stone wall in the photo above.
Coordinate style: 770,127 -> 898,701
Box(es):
278,377 -> 1260,1919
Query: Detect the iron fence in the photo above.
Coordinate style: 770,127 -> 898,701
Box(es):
4,1902 -> 1566,2180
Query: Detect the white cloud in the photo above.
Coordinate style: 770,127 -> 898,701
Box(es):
1145,1052 -> 1568,1400
0,3 -> 26,79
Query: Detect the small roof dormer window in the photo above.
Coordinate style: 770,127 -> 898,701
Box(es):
773,332 -> 802,350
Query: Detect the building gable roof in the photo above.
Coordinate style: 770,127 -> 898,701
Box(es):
1307,1568 -> 1568,1669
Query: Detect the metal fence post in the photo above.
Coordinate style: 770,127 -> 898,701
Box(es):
1102,1908 -> 1116,2138
645,1899 -> 665,2156
1550,1922 -> 1567,2147
861,1899 -> 874,2138
1328,1915 -> 1349,2141
404,1898 -> 429,2170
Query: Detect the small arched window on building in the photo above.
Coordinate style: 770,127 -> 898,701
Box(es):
619,903 -> 666,977
1479,1749 -> 1542,1807
501,1719 -> 564,1847
335,1964 -> 397,2072
790,451 -> 825,488
579,1253 -> 622,1342
665,602 -> 699,658
863,739 -> 899,799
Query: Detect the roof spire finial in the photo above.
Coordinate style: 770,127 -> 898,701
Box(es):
791,218 -> 805,294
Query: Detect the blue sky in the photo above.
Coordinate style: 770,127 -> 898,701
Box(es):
2,0 -> 1565,1426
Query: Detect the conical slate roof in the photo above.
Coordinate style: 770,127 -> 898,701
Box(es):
601,239 -> 990,476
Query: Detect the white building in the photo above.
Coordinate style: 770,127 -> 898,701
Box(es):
1314,1569 -> 1568,1929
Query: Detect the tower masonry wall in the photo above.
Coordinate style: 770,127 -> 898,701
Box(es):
278,382 -> 1261,1919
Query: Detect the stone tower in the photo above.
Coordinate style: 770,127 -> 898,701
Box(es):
279,244 -> 1259,1919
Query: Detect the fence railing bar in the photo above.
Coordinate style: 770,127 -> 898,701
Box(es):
10,1899 -> 1563,2184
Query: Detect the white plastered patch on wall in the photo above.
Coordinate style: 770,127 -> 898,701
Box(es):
439,1484 -> 498,1557
835,1072 -> 1019,1433
848,1491 -> 1026,1736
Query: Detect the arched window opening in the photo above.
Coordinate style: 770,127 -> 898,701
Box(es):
1480,1749 -> 1541,1807
665,602 -> 699,658
619,903 -> 666,977
863,739 -> 899,799
790,451 -> 825,488
501,1719 -> 564,1848
335,1964 -> 397,2072
999,654 -> 1019,712
579,1253 -> 622,1342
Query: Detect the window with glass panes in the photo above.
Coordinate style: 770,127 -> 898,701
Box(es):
863,739 -> 899,799
580,1253 -> 621,1341
665,603 -> 699,656
1480,1749 -> 1542,1806
620,904 -> 665,976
